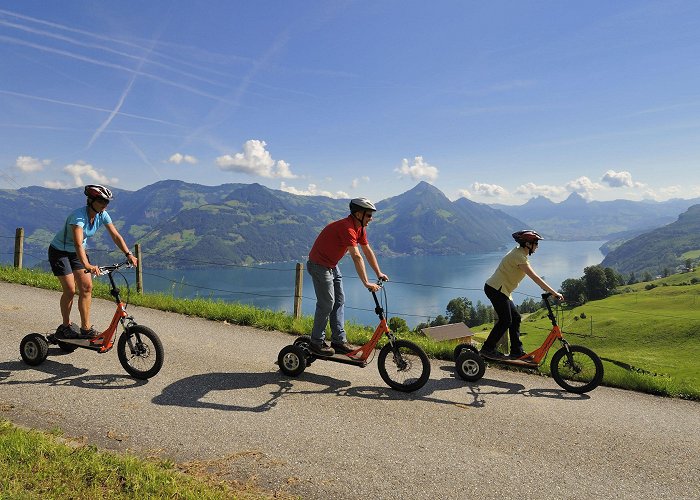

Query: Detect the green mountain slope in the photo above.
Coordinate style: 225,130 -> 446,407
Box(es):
1,180 -> 525,268
601,204 -> 700,275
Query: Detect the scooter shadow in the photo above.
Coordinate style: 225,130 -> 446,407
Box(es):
0,359 -> 146,390
152,371 -> 354,413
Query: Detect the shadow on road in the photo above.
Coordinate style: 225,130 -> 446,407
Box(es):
152,371 -> 353,412
151,365 -> 589,414
0,358 -> 146,390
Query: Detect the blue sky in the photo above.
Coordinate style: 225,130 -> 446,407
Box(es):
1,0 -> 699,205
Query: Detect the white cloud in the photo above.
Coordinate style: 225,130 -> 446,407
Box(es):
515,182 -> 567,199
394,156 -> 439,182
168,153 -> 198,165
63,161 -> 118,187
352,176 -> 370,188
565,176 -> 602,195
457,188 -> 472,199
601,170 -> 643,188
43,180 -> 71,189
216,140 -> 297,179
15,156 -> 50,172
471,182 -> 508,198
280,182 -> 348,199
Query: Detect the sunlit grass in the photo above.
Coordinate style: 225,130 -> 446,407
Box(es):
0,419 -> 288,499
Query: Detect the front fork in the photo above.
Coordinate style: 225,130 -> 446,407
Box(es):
119,316 -> 139,349
558,338 -> 578,367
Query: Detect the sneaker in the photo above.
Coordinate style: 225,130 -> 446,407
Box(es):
309,341 -> 335,356
55,323 -> 79,338
77,326 -> 98,339
331,342 -> 357,354
480,347 -> 506,360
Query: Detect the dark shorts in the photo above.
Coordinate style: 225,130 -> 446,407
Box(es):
48,245 -> 87,276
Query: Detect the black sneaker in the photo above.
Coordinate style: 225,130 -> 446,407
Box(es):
55,323 -> 79,338
77,326 -> 98,339
331,342 -> 357,354
480,347 -> 506,360
309,341 -> 334,356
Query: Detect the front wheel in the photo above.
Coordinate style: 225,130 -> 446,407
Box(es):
550,345 -> 603,394
20,334 -> 49,366
278,345 -> 307,377
378,339 -> 430,392
117,325 -> 164,380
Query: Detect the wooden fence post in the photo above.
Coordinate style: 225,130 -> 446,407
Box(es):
135,243 -> 143,294
14,227 -> 24,269
294,262 -> 303,319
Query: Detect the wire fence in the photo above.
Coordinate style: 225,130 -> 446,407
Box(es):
3,228 -> 700,331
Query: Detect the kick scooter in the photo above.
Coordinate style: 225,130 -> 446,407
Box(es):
277,279 -> 431,392
454,293 -> 603,394
19,261 -> 164,380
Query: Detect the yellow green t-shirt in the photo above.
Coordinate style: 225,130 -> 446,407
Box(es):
485,246 -> 529,299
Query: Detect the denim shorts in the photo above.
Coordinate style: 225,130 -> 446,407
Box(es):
48,245 -> 86,276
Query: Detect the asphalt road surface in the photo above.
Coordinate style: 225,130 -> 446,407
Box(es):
1,282 -> 698,499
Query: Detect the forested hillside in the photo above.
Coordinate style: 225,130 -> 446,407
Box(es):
601,204 -> 700,276
1,181 -> 525,268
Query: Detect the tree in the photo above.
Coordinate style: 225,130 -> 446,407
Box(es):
430,315 -> 448,327
474,300 -> 494,326
583,265 -> 610,300
561,278 -> 586,304
446,297 -> 472,324
517,298 -> 540,314
389,316 -> 409,333
604,267 -> 624,290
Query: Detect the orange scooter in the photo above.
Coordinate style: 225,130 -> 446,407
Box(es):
20,261 -> 164,380
454,293 -> 603,394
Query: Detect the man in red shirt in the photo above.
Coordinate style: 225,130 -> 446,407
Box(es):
306,198 -> 389,355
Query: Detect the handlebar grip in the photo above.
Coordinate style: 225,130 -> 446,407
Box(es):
541,292 -> 552,299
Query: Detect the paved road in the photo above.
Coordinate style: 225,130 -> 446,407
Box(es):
1,282 -> 698,499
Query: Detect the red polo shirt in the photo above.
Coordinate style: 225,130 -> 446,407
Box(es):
309,215 -> 368,268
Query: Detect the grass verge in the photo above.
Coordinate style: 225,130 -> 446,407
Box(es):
0,419 -> 292,499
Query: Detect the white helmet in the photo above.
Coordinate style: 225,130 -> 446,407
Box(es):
349,197 -> 376,213
84,184 -> 113,201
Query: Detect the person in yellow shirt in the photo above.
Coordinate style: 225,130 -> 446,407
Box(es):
481,230 -> 564,360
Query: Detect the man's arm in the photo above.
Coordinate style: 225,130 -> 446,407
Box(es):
360,244 -> 388,281
348,245 -> 381,291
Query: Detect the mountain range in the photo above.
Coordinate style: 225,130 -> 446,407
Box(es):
0,181 -> 524,268
2,180 -> 698,274
491,192 -> 700,241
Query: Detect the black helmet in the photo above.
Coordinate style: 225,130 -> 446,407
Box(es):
84,184 -> 113,201
512,230 -> 543,245
349,197 -> 376,213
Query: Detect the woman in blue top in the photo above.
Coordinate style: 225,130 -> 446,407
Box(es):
48,184 -> 138,338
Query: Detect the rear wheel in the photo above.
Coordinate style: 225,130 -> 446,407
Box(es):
453,343 -> 478,360
56,341 -> 78,353
377,339 -> 430,392
550,345 -> 603,394
117,325 -> 164,380
455,350 -> 486,382
278,345 -> 307,376
20,334 -> 49,366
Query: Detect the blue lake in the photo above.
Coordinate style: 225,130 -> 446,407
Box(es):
128,240 -> 605,328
